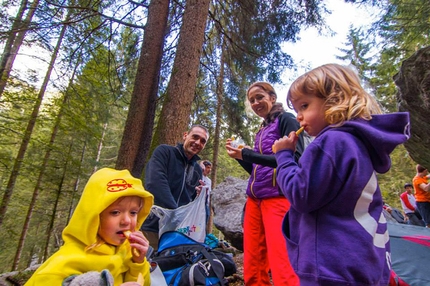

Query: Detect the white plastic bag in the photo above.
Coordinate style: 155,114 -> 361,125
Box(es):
150,261 -> 167,286
151,191 -> 207,242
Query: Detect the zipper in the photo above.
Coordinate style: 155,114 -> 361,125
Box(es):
250,127 -> 266,198
249,165 -> 258,198
176,145 -> 189,205
273,168 -> 276,187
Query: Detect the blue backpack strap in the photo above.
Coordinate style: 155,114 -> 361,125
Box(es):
200,247 -> 225,286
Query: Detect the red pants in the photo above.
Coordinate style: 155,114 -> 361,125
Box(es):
243,197 -> 299,285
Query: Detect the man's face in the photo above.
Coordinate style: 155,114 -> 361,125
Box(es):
183,127 -> 208,160
405,186 -> 413,193
203,164 -> 212,176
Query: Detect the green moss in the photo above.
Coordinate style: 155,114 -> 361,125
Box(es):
7,270 -> 35,285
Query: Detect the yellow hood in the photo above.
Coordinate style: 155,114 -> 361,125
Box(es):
63,168 -> 154,248
25,168 -> 153,285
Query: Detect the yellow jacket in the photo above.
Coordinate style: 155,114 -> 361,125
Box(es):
25,168 -> 154,286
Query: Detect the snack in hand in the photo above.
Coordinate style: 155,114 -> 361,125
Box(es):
296,126 -> 304,136
137,273 -> 144,285
123,230 -> 140,256
231,138 -> 245,149
272,127 -> 304,153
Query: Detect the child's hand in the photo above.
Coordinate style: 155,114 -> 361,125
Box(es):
272,131 -> 299,153
126,231 -> 149,264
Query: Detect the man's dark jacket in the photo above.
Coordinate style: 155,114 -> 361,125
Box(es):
141,143 -> 202,233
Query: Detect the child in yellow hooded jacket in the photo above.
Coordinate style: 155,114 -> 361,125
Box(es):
25,168 -> 154,286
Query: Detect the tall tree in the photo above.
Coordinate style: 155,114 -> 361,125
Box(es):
0,0 -> 40,97
336,26 -> 374,82
369,0 -> 430,111
152,0 -> 211,146
11,60 -> 76,271
0,8 -> 67,229
116,0 -> 170,178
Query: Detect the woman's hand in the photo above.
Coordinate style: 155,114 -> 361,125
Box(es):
127,231 -> 149,264
226,138 -> 243,160
272,131 -> 299,154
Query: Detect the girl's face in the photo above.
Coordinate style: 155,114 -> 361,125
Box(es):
99,196 -> 141,246
247,86 -> 276,118
291,93 -> 329,137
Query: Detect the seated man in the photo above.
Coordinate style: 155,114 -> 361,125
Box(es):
383,202 -> 406,224
400,183 -> 424,226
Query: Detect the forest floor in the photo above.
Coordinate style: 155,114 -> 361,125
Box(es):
227,252 -> 245,285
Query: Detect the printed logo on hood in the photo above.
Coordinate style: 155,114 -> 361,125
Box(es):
107,179 -> 133,192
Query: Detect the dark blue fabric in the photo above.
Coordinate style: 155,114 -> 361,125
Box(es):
142,144 -> 202,233
153,231 -> 226,286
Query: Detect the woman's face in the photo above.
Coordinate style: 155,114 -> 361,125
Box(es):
247,86 -> 276,118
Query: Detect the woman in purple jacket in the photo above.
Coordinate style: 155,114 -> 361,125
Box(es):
226,82 -> 304,285
273,64 -> 410,285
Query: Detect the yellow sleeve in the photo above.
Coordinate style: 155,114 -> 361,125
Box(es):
124,258 -> 151,285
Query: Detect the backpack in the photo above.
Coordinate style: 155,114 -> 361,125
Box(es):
152,231 -> 226,286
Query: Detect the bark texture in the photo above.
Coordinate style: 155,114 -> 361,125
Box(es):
116,0 -> 170,177
394,45 -> 430,169
152,0 -> 211,146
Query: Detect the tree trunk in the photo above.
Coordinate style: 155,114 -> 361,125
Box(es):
93,122 -> 108,174
116,0 -> 170,178
0,8 -> 68,235
42,146 -> 70,262
68,142 -> 87,224
152,0 -> 210,146
207,39 -> 225,234
12,92 -> 69,269
0,0 -> 40,97
211,40 -> 225,190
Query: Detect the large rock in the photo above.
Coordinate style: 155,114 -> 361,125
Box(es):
394,45 -> 430,169
211,177 -> 247,251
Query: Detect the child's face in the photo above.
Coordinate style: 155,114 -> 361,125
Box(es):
98,196 -> 141,246
291,93 -> 328,137
247,86 -> 276,118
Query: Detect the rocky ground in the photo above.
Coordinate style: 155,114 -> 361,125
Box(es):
226,252 -> 244,285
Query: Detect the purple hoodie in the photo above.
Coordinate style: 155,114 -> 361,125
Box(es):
275,112 -> 410,286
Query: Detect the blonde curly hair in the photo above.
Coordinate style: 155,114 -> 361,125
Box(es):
287,64 -> 382,126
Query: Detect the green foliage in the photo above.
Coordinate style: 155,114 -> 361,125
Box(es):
336,26 -> 374,82
378,144 -> 416,210
2,0 -> 426,275
370,0 -> 430,112
8,269 -> 35,285
214,140 -> 250,184
0,21 -> 140,271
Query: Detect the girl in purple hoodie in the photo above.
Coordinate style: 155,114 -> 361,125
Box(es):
272,64 -> 410,286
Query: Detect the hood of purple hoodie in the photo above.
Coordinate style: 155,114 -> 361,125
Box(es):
319,112 -> 410,174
